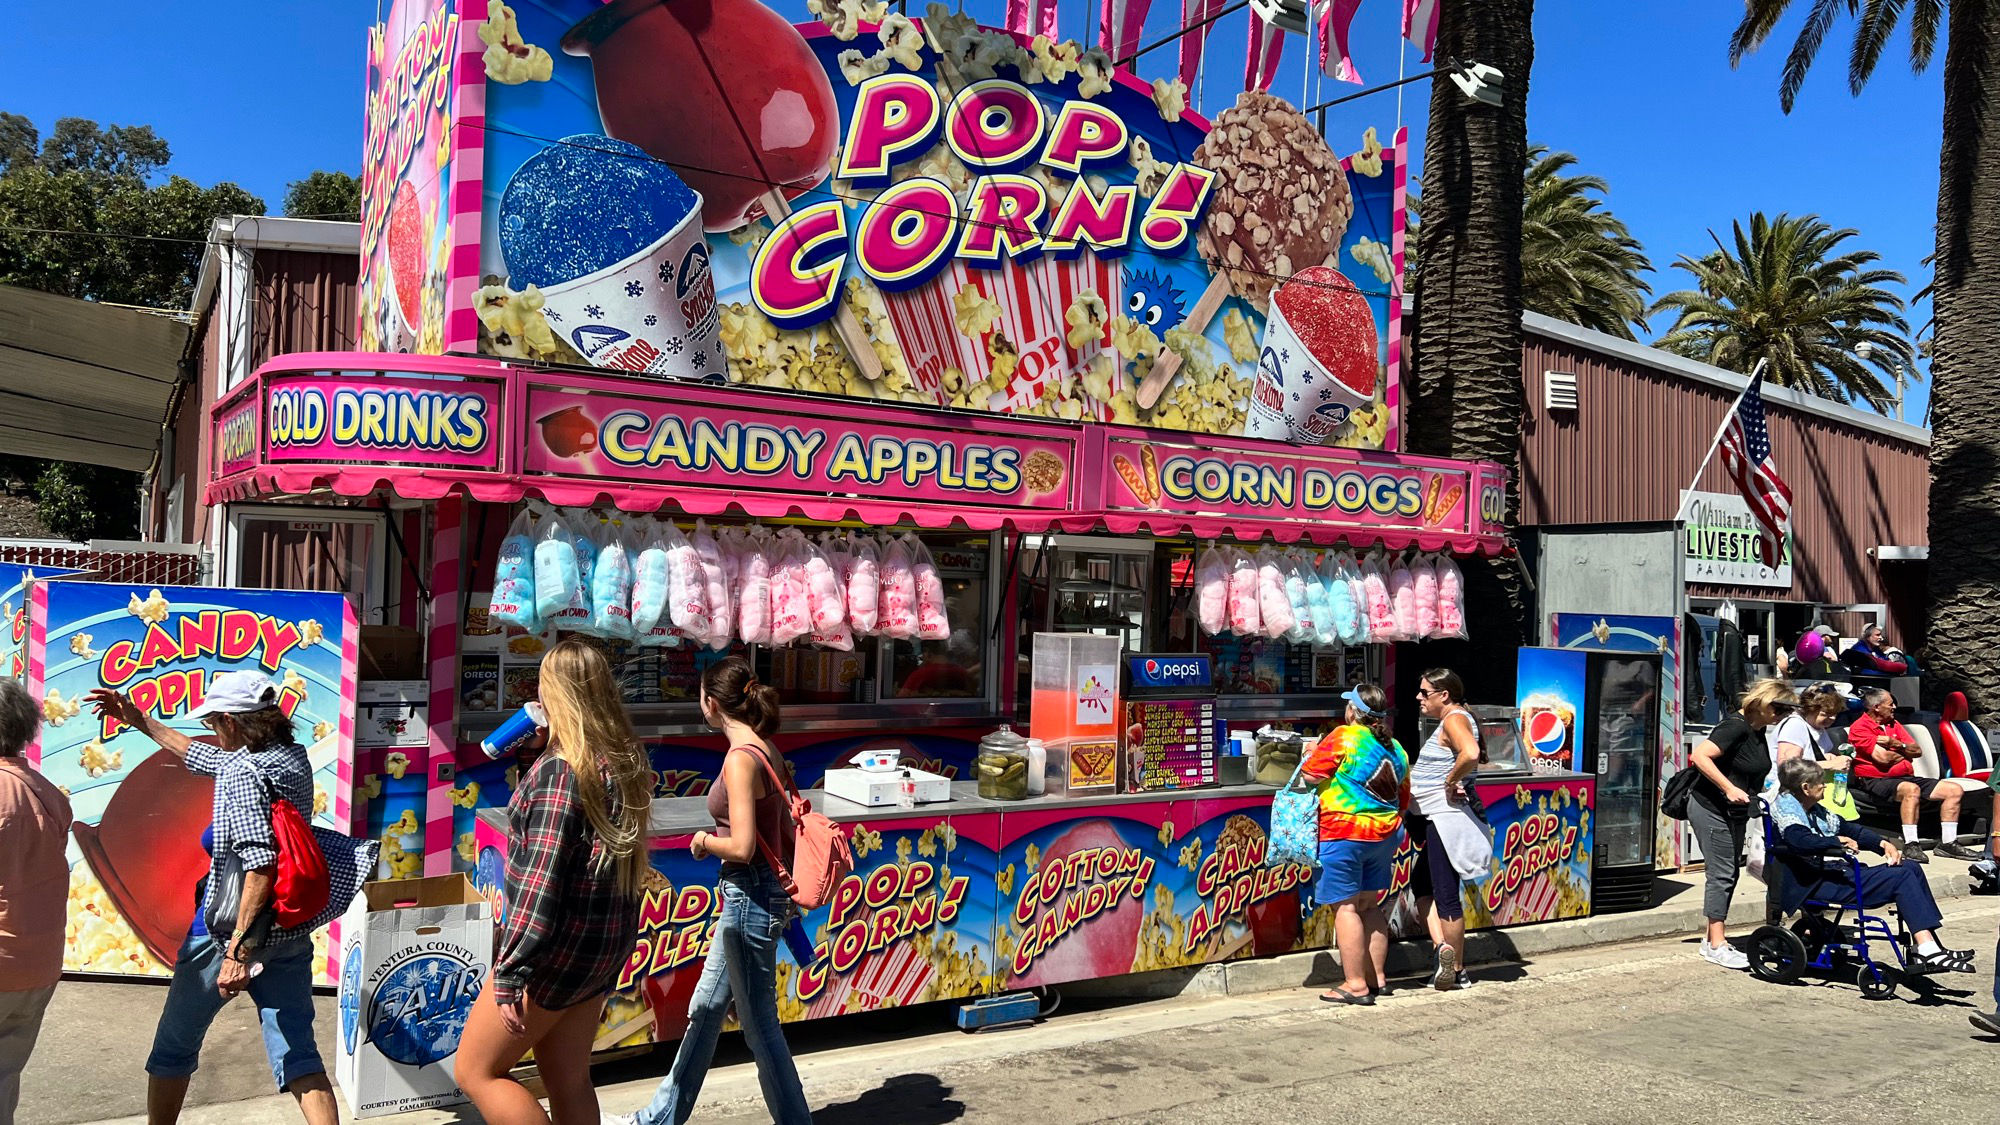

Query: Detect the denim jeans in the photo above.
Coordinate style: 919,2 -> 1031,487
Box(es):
638,864 -> 810,1125
145,935 -> 322,1091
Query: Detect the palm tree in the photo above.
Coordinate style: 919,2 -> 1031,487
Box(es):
1730,2 -> 2000,711
1520,147 -> 1652,339
1407,0 -> 1535,701
1409,146 -> 1654,339
1650,212 -> 1913,410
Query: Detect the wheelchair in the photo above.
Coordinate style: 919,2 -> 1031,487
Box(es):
1744,799 -> 1927,1000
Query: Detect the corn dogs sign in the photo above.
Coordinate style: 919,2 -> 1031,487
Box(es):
1103,436 -> 1478,533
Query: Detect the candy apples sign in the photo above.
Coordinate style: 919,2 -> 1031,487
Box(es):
392,0 -> 1406,449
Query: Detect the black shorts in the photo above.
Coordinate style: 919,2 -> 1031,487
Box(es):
1854,774 -> 1941,804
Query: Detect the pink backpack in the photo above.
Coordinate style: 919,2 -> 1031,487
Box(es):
744,747 -> 853,910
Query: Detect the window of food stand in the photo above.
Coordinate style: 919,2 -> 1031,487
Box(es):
1013,535 -> 1385,723
458,508 -> 1002,740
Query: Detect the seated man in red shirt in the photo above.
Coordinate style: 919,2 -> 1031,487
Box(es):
1848,686 -> 1984,862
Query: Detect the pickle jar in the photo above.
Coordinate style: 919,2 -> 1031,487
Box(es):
977,724 -> 1031,800
1254,730 -> 1306,786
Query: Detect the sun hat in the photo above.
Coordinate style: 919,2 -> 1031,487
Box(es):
187,670 -> 282,720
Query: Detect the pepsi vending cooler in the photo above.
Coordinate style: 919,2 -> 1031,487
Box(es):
1516,648 -> 1662,913
1121,653 -> 1219,792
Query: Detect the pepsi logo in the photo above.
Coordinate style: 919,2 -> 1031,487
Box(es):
1145,659 -> 1160,676
1526,710 -> 1568,757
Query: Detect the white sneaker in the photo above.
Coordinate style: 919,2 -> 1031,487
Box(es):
601,1114 -> 639,1125
1700,940 -> 1749,970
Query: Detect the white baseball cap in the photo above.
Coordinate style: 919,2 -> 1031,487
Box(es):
188,670 -> 282,720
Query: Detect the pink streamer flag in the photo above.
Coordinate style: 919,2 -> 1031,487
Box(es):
1100,0 -> 1154,63
1007,0 -> 1061,39
1177,0 -> 1229,87
1319,0 -> 1364,83
1244,9 -> 1284,91
1403,0 -> 1439,61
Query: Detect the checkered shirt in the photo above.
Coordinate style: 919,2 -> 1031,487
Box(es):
491,753 -> 643,1009
185,739 -> 327,947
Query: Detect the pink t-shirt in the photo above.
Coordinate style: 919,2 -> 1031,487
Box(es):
0,757 -> 72,991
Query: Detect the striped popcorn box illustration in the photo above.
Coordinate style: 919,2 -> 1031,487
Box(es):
804,941 -> 936,1019
881,251 -> 1124,416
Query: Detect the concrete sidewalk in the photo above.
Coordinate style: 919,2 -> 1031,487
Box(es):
19,864 -> 1996,1125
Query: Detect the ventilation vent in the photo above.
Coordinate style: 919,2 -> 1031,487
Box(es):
1544,370 -> 1579,412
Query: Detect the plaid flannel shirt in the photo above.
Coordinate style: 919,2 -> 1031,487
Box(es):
185,740 -> 322,947
492,753 -> 643,1010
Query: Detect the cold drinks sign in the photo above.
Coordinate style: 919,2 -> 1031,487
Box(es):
1680,490 -> 1793,589
362,0 -> 1408,450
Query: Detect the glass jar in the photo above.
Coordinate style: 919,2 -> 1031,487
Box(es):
1254,730 -> 1306,786
977,725 -> 1031,800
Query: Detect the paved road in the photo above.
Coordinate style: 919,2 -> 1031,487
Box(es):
25,899 -> 2000,1124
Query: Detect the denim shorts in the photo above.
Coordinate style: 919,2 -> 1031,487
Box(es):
1316,834 -> 1402,903
145,935 -> 323,1091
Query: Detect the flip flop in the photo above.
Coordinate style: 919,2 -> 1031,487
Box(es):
1320,986 -> 1375,1006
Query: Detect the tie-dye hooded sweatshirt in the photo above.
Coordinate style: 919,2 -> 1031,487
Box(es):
1299,724 -> 1409,843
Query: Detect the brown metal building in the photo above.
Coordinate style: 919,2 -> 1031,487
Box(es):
1519,312 -> 1930,653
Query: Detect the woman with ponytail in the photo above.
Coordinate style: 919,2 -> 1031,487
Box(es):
1299,683 -> 1410,1006
624,654 -> 811,1125
459,639 -> 652,1125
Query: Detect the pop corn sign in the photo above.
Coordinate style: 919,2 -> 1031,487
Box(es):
752,74 -> 1216,328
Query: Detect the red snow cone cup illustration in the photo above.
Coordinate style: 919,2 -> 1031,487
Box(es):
562,0 -> 839,232
1246,266 -> 1379,444
881,252 -> 1123,416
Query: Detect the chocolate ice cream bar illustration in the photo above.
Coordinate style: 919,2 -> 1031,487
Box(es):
1138,91 -> 1353,410
499,135 -> 721,379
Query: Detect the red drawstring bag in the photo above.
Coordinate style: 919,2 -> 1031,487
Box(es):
270,795 -> 332,928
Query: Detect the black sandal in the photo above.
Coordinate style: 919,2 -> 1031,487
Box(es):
1320,986 -> 1375,1005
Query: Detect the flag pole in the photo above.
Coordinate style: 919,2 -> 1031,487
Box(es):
1670,358 -> 1767,524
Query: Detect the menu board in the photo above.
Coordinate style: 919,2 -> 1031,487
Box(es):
1124,698 -> 1218,792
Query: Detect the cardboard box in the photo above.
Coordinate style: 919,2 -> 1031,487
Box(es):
335,874 -> 493,1118
357,680 -> 429,749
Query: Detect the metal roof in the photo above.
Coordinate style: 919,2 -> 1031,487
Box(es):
0,284 -> 188,472
1523,312 -> 1931,449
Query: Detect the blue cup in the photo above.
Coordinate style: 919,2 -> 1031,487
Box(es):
481,701 -> 547,760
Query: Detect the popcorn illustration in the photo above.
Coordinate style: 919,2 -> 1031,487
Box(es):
281,670 -> 308,700
127,589 -> 170,624
313,788 -> 329,817
298,619 -> 324,646
450,782 -> 483,809
384,752 -> 411,780
807,0 -> 886,40
1128,136 -> 1171,196
79,740 -> 122,778
1222,308 -> 1258,362
1351,126 -> 1385,177
1076,47 -> 1114,98
478,1 -> 553,85
382,836 -> 423,879
472,282 -> 561,360
311,720 -> 336,743
1350,235 -> 1393,286
41,689 -> 80,726
876,14 -> 924,69
69,633 -> 97,659
1152,77 -> 1188,122
387,809 -> 421,837
1027,36 -> 1080,84
457,833 -> 479,865
1064,290 -> 1109,348
951,286 -> 1001,337
838,48 -> 889,85
360,773 -> 382,799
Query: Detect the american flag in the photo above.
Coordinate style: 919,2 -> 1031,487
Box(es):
1717,374 -> 1793,570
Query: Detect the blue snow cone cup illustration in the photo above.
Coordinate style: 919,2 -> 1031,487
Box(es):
499,134 -> 721,379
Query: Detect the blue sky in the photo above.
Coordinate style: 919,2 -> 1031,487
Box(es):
4,0 -> 1941,419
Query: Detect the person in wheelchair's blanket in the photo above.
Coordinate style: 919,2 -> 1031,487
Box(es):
1771,758 -> 1976,974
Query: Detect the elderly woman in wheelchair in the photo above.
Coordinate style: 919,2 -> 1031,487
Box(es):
1751,758 -> 1975,992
